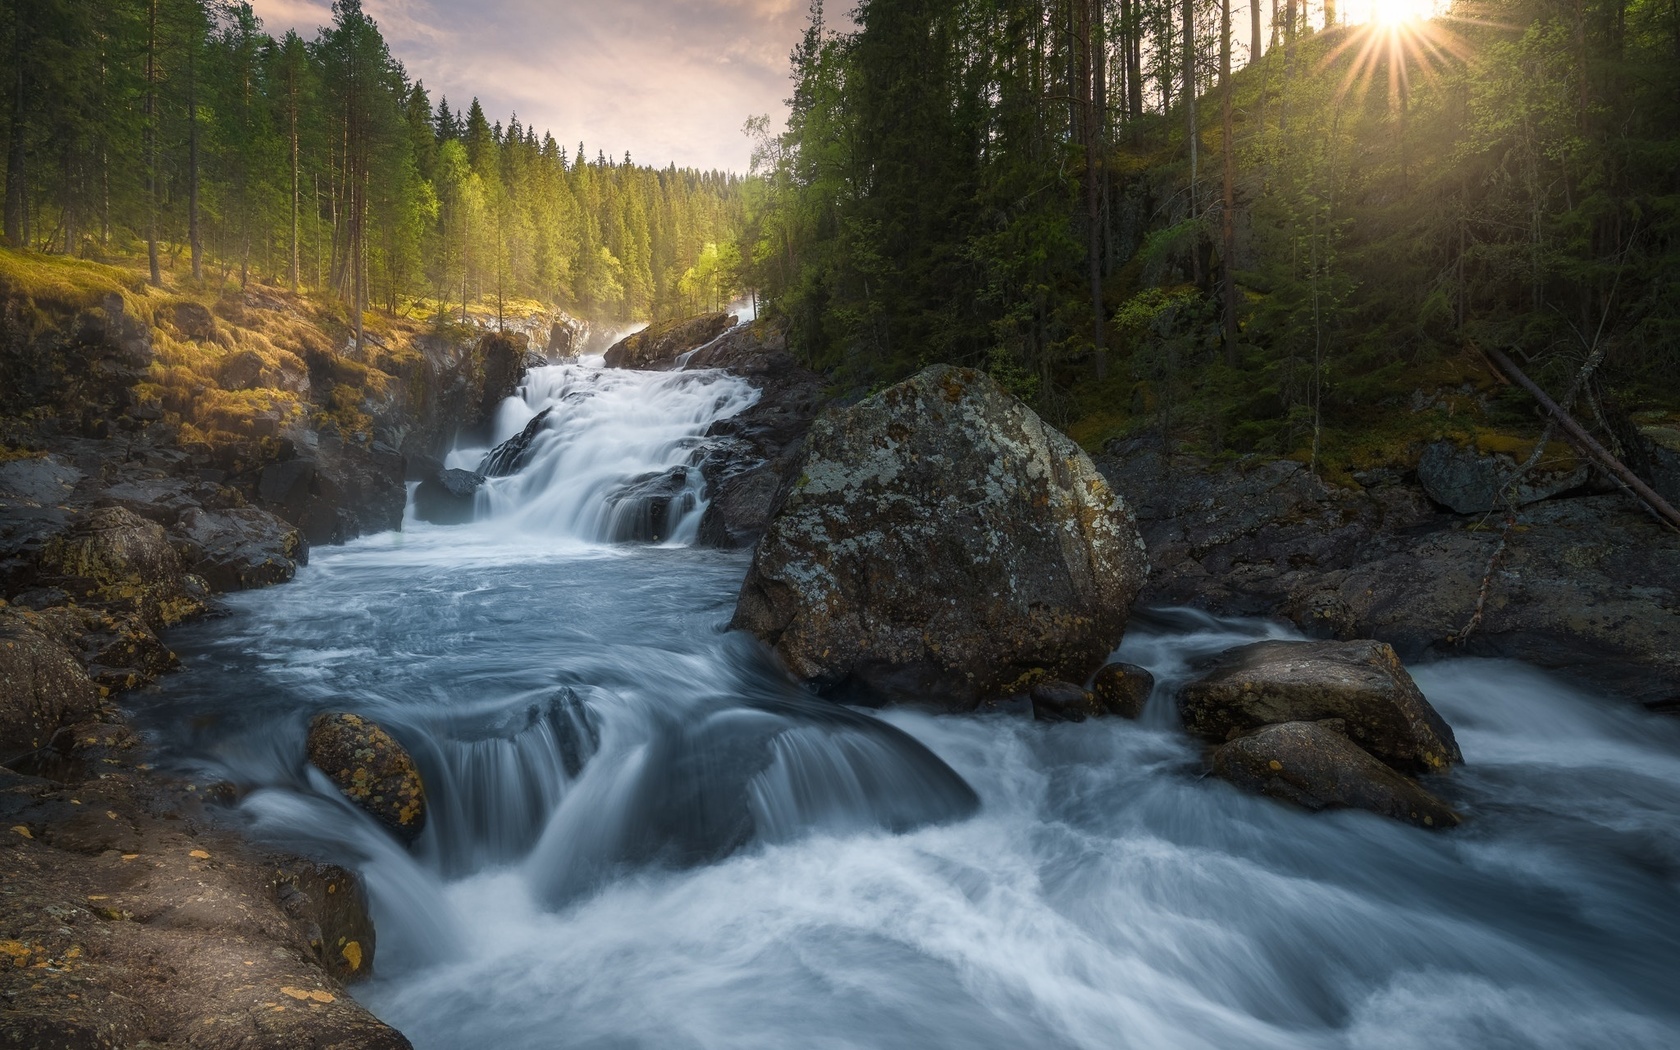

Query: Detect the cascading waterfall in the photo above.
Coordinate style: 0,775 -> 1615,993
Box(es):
140,352 -> 1680,1049
437,354 -> 761,543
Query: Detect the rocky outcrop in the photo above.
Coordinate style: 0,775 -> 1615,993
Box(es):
1178,639 -> 1461,772
0,608 -> 101,765
252,434 -> 406,547
1416,439 -> 1588,513
479,407 -> 552,477
1210,720 -> 1461,828
38,506 -> 203,630
732,365 -> 1149,710
688,322 -> 827,549
1098,437 -> 1680,709
412,468 -> 485,526
305,713 -> 427,845
604,312 -> 734,370
175,506 -> 305,592
1092,662 -> 1155,719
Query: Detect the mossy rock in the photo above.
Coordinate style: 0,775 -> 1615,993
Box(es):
305,713 -> 427,845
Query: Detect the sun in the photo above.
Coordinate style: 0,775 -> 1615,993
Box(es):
1319,1 -> 1474,111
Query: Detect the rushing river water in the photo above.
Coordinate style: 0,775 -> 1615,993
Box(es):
138,355 -> 1680,1049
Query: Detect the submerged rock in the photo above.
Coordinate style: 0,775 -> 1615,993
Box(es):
1211,720 -> 1461,829
732,365 -> 1149,710
305,713 -> 428,845
604,312 -> 734,370
603,467 -> 697,543
1030,680 -> 1102,722
1416,439 -> 1588,514
479,408 -> 552,478
1178,639 -> 1462,773
412,468 -> 485,526
1092,661 -> 1155,719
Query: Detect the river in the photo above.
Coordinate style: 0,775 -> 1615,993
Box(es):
135,354 -> 1680,1049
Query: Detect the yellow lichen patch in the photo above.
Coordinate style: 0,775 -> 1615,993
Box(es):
280,986 -> 312,1001
9,825 -> 31,839
309,990 -> 335,1003
0,940 -> 31,963
189,849 -> 211,860
340,940 -> 363,972
1268,760 -> 1283,771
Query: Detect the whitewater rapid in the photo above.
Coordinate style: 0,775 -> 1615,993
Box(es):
137,355 -> 1680,1050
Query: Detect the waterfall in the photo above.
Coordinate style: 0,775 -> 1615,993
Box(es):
432,353 -> 761,543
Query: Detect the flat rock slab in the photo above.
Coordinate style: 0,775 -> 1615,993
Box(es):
1179,639 -> 1462,773
1211,720 -> 1461,829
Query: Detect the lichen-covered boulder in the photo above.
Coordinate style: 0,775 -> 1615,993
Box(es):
305,713 -> 427,844
731,365 -> 1149,710
1092,661 -> 1155,719
1178,639 -> 1462,772
1211,720 -> 1461,829
604,312 -> 733,370
0,608 -> 101,763
176,506 -> 304,592
274,860 -> 378,982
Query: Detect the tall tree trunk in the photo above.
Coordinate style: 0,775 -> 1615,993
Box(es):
4,30 -> 26,250
187,25 -> 202,282
145,0 -> 161,286
1184,0 -> 1201,287
1077,0 -> 1106,378
1221,0 -> 1238,365
1324,0 -> 1338,26
289,89 -> 300,292
1252,0 -> 1264,62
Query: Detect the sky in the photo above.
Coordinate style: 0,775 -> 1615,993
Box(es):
249,0 -> 813,173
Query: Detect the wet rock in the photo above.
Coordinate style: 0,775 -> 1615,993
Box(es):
477,331 -> 530,422
1092,661 -> 1155,719
1210,720 -> 1461,829
1639,426 -> 1680,506
412,468 -> 484,526
0,455 -> 83,505
1178,639 -> 1462,773
546,320 -> 578,359
38,506 -> 202,629
254,440 -> 406,546
1030,680 -> 1102,722
0,609 -> 101,765
305,713 -> 427,844
176,506 -> 305,592
274,860 -> 377,983
604,467 -> 697,543
1416,439 -> 1588,514
479,407 -> 552,478
604,312 -> 734,370
732,365 -> 1150,710
697,463 -> 789,549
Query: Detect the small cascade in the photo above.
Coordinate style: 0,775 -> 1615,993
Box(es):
437,357 -> 760,543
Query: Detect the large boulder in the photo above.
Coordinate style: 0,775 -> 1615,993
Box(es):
731,365 -> 1149,709
1416,439 -> 1588,514
1178,639 -> 1462,772
1211,720 -> 1461,829
0,609 -> 102,764
604,313 -> 734,370
305,713 -> 427,844
1092,661 -> 1155,719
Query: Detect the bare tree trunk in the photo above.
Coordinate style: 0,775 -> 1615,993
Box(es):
5,38 -> 27,249
1251,0 -> 1264,62
188,27 -> 203,283
1077,0 -> 1107,378
145,0 -> 162,286
1183,0 -> 1201,287
1221,0 -> 1238,364
290,93 -> 300,292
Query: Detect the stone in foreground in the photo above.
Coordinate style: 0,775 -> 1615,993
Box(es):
732,365 -> 1149,709
1211,720 -> 1461,829
1092,661 -> 1155,719
1178,639 -> 1462,772
305,713 -> 427,844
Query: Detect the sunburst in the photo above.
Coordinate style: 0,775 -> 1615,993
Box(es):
1319,5 -> 1478,111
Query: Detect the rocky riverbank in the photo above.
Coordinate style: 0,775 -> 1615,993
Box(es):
0,257 -> 578,1047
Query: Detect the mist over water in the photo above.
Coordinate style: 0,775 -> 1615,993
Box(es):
139,356 -> 1680,1049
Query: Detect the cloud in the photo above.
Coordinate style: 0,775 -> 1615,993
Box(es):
249,0 -> 812,171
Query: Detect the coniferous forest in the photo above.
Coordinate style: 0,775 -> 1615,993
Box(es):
0,0 -> 747,332
4,2 -> 1680,1047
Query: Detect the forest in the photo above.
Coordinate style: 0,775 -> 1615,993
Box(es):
741,0 -> 1680,473
0,0 -> 749,341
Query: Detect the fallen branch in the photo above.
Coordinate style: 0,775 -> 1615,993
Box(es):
1484,346 -> 1680,532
